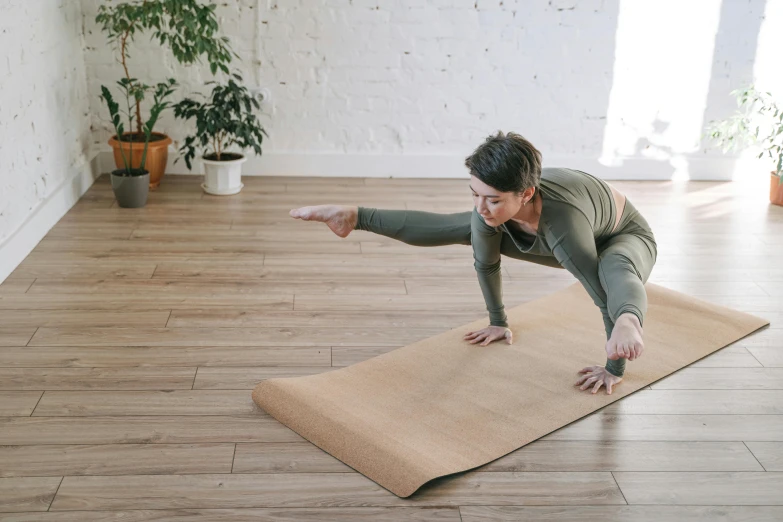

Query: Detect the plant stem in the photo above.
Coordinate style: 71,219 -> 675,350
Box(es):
120,30 -> 135,168
120,27 -> 142,137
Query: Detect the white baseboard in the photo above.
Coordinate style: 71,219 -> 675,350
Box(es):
0,151 -> 102,284
98,148 -> 752,181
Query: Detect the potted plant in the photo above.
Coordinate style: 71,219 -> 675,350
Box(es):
100,77 -> 176,207
96,0 -> 235,189
705,84 -> 783,206
173,72 -> 268,195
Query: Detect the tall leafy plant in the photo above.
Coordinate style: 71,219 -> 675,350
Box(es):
96,0 -> 235,145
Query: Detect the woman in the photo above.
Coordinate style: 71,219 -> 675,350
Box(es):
290,131 -> 658,395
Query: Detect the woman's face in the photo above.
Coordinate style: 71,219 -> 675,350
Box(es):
469,175 -> 526,226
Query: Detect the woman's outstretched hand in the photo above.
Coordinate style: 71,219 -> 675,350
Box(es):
575,365 -> 623,395
464,326 -> 513,346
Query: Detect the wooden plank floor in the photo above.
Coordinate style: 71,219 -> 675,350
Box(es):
0,173 -> 782,521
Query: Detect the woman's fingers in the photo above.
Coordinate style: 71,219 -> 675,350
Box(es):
482,333 -> 500,346
484,330 -> 511,346
591,379 -> 604,394
580,376 -> 598,390
504,329 -> 513,344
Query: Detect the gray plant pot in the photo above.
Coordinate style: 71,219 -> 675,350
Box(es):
111,169 -> 150,208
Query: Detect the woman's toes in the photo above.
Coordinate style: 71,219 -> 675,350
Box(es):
290,207 -> 308,219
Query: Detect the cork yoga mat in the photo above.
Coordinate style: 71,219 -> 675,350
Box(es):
251,282 -> 769,497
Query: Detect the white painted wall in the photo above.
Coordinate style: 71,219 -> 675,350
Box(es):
81,0 -> 769,181
0,0 -> 98,283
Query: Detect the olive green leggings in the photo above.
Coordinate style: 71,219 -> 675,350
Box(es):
355,200 -> 657,377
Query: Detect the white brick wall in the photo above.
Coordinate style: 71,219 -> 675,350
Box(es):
79,0 -> 767,180
0,0 -> 94,252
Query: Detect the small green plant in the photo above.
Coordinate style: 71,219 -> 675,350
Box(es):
705,84 -> 783,185
96,0 -> 235,137
100,77 -> 177,175
173,72 -> 269,169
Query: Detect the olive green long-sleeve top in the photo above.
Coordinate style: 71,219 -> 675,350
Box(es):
471,168 -> 647,377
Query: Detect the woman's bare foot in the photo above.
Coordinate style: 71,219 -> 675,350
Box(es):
289,205 -> 358,238
606,313 -> 644,362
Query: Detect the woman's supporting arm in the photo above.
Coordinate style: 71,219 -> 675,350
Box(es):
470,207 -> 508,328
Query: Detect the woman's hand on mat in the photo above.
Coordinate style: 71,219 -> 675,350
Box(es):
575,366 -> 623,394
464,326 -> 513,346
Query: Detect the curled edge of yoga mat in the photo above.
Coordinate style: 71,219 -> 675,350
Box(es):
251,282 -> 770,498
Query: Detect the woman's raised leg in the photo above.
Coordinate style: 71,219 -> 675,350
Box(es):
290,205 -> 473,246
355,207 -> 473,246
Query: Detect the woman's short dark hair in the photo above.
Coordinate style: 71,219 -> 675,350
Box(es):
464,130 -> 542,194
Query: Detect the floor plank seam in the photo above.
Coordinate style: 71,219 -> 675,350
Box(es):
746,350 -> 767,368
29,390 -> 45,416
26,327 -> 39,346
47,476 -> 64,511
610,471 -> 629,505
742,441 -> 768,471
755,281 -> 773,297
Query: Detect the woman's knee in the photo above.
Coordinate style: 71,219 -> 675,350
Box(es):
599,250 -> 639,278
599,252 -> 645,300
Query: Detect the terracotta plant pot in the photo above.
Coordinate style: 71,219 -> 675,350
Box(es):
772,172 -> 783,206
108,132 -> 172,190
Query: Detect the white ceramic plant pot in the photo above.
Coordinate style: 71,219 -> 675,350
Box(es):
201,154 -> 247,195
